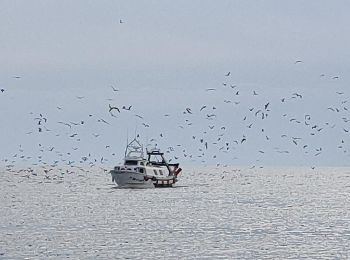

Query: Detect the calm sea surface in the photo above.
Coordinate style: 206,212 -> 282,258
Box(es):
1,166 -> 350,259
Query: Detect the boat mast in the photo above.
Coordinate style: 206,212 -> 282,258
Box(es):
161,153 -> 173,176
124,132 -> 129,158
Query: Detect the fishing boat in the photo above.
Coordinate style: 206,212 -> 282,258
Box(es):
110,138 -> 182,188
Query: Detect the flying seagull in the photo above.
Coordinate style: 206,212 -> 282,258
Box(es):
110,86 -> 119,92
109,104 -> 120,113
122,105 -> 132,111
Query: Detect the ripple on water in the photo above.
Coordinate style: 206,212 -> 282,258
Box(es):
0,166 -> 350,259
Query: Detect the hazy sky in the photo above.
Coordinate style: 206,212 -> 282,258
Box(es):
1,1 -> 350,167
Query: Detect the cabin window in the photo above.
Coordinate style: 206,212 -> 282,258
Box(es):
153,170 -> 158,175
159,170 -> 163,175
139,168 -> 144,173
140,162 -> 144,166
125,160 -> 138,165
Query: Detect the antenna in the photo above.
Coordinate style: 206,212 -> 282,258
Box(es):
125,129 -> 129,158
134,125 -> 138,139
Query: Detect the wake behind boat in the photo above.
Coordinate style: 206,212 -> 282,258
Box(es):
110,138 -> 182,188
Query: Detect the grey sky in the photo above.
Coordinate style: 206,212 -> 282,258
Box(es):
1,1 -> 350,167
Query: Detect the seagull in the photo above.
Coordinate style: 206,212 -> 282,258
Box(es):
225,72 -> 231,76
58,122 -> 71,128
13,76 -> 21,79
119,19 -> 123,24
98,118 -> 110,125
292,93 -> 302,99
110,86 -> 119,92
109,104 -> 120,113
0,89 -> 4,93
294,60 -> 303,64
186,108 -> 192,114
135,114 -> 144,119
264,102 -> 270,110
122,105 -> 132,111
205,88 -> 216,91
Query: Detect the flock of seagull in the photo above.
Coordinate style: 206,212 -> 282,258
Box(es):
1,61 -> 349,178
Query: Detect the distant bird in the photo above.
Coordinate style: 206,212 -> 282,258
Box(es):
58,122 -> 71,128
119,19 -> 123,24
76,96 -> 84,99
110,86 -> 119,92
0,89 -> 4,93
13,76 -> 21,79
142,123 -> 150,127
122,105 -> 132,111
292,93 -> 302,99
109,104 -> 120,113
98,118 -> 110,125
205,88 -> 216,91
294,60 -> 303,64
186,108 -> 192,114
225,72 -> 231,76
200,105 -> 207,111
332,76 -> 339,79
253,91 -> 258,95
135,114 -> 144,119
206,114 -> 216,119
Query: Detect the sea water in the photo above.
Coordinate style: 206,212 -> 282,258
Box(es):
1,166 -> 350,259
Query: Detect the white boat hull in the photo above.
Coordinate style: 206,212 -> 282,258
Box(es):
111,171 -> 154,189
